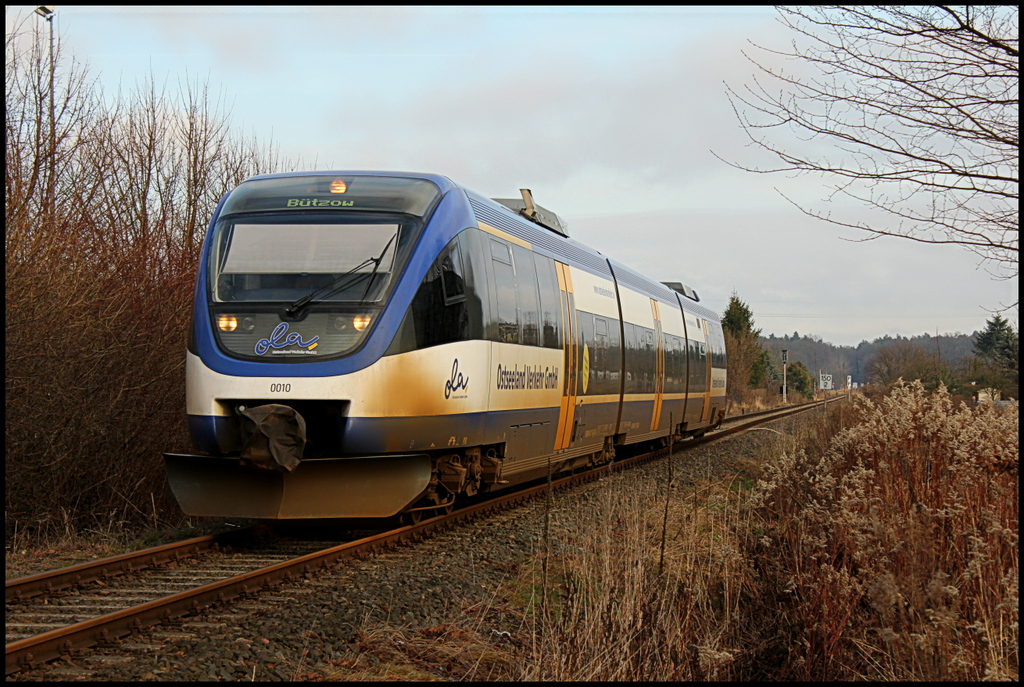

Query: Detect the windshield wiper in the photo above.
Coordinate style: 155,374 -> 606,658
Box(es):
357,232 -> 398,304
284,232 -> 398,317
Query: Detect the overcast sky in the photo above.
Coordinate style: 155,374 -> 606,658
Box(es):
8,6 -> 1017,346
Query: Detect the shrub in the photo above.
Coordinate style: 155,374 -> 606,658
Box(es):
748,381 -> 1018,680
5,17 -> 284,538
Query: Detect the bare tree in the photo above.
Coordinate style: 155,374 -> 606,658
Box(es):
867,339 -> 940,386
723,6 -> 1018,284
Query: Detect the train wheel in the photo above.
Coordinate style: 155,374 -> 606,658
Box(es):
401,508 -> 424,526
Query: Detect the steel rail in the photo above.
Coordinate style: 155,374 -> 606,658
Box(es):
6,397 -> 841,675
715,396 -> 842,435
5,526 -> 261,603
721,395 -> 843,425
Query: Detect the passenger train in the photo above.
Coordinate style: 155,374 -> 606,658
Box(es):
165,171 -> 727,520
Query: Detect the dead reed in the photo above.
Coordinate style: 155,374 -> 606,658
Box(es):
748,381 -> 1018,680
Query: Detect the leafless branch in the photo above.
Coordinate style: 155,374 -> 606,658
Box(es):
718,5 -> 1018,279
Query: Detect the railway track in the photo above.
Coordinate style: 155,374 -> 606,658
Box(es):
6,396 -> 842,675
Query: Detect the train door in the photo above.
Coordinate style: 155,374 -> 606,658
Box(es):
649,299 -> 665,432
554,262 -> 579,450
682,312 -> 708,427
678,297 -> 692,427
701,318 -> 712,422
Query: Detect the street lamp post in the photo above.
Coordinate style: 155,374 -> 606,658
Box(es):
34,5 -> 55,228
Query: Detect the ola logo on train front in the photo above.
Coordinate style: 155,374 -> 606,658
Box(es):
254,322 -> 320,356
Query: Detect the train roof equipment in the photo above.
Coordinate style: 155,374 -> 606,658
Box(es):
492,189 -> 569,238
661,281 -> 701,302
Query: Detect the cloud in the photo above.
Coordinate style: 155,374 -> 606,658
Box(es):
315,11 -> 787,201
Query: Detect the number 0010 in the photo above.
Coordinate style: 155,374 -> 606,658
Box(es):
270,383 -> 291,393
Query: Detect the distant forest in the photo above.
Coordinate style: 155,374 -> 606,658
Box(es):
760,331 -> 978,386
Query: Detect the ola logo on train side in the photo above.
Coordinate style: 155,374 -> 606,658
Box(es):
444,359 -> 470,399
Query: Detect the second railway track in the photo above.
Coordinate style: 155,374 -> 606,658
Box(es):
6,397 -> 841,677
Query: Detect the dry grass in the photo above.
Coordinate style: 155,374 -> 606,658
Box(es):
507,480 -> 764,681
340,382 -> 1017,681
727,387 -> 786,415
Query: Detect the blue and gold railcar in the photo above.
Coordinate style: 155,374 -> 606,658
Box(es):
165,171 -> 726,519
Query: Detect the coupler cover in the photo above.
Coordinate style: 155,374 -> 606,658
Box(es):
238,403 -> 305,472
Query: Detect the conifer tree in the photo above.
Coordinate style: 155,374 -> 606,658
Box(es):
722,293 -> 770,399
786,361 -> 815,399
973,314 -> 1019,397
975,315 -> 1018,370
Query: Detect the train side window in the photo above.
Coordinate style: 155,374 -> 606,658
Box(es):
512,245 -> 540,346
490,239 -> 511,264
576,312 -> 594,395
533,254 -> 561,349
623,322 -> 638,394
642,327 -> 655,393
664,334 -> 678,393
440,243 -> 466,305
490,240 -> 519,344
688,338 -> 707,392
591,316 -> 614,395
593,316 -> 606,390
609,319 -> 621,388
675,335 -> 686,391
392,235 -> 474,353
708,325 -> 726,368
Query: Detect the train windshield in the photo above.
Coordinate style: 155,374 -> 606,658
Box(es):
213,220 -> 401,303
212,217 -> 413,303
209,175 -> 442,305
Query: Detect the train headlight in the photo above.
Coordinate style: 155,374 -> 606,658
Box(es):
353,314 -> 372,331
241,316 -> 256,332
330,179 -> 347,194
217,314 -> 239,332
